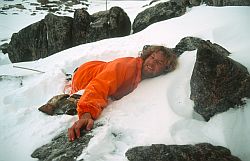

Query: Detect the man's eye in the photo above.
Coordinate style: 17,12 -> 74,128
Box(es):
158,62 -> 163,65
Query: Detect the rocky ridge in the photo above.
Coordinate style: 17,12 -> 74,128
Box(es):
4,6 -> 131,63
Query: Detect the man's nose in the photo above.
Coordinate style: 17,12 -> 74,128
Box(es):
152,59 -> 159,65
149,62 -> 156,69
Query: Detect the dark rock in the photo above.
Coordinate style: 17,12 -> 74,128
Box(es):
2,4 -> 26,10
189,0 -> 202,6
56,96 -> 78,115
132,0 -> 186,33
86,6 -> 131,43
0,38 -> 8,42
72,6 -> 131,46
65,9 -> 75,13
30,3 -> 40,6
44,13 -> 73,54
126,143 -> 241,161
0,43 -> 9,53
38,94 -> 69,115
72,8 -> 91,46
108,6 -> 131,37
37,0 -> 49,5
39,104 -> 57,115
190,40 -> 249,121
86,10 -> 110,42
142,36 -> 203,57
6,7 -> 131,63
48,7 -> 60,12
204,0 -> 250,6
173,36 -> 203,56
7,20 -> 48,62
1,6 -> 11,10
65,1 -> 75,7
0,11 -> 7,15
171,0 -> 191,6
72,0 -> 81,5
38,94 -> 78,116
173,36 -> 231,57
7,13 -> 73,63
35,6 -> 49,10
149,0 -> 161,6
13,4 -> 26,10
31,129 -> 93,161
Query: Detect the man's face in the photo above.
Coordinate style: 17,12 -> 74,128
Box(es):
142,51 -> 168,79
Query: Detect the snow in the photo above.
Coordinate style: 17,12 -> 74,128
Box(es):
1,1 -> 250,161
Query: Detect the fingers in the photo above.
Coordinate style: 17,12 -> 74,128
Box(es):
74,121 -> 84,139
68,121 -> 82,141
68,119 -> 94,141
68,125 -> 76,141
86,119 -> 94,131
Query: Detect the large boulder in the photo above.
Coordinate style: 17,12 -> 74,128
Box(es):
6,7 -> 131,63
6,13 -> 73,63
107,6 -> 131,38
85,6 -> 131,43
6,20 -> 48,62
126,143 -> 241,161
190,40 -> 249,121
204,0 -> 250,6
45,13 -> 73,55
72,9 -> 91,46
132,0 -> 186,33
72,6 -> 131,46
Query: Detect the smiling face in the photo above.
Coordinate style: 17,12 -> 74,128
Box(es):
141,51 -> 168,79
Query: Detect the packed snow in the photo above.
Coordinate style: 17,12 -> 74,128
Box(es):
0,1 -> 250,161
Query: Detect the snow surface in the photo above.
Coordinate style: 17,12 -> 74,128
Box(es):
1,1 -> 250,161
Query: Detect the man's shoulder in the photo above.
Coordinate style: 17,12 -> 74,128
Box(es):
113,56 -> 141,63
108,57 -> 142,73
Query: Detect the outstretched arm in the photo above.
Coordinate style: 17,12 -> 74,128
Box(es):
67,70 -> 118,141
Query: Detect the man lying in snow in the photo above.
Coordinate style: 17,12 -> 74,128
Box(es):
39,45 -> 178,141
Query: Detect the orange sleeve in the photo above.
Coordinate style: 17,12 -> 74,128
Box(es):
76,57 -> 142,120
77,69 -> 118,120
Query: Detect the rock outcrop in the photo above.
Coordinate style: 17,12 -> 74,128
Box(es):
72,7 -> 131,46
126,143 -> 241,161
173,36 -> 203,56
204,0 -> 250,6
173,36 -> 232,57
132,0 -> 186,33
190,40 -> 249,121
132,0 -> 249,34
5,7 -> 131,63
31,129 -> 93,161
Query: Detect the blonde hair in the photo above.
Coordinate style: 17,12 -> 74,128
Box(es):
140,45 -> 178,74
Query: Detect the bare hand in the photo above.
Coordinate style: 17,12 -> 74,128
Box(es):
68,113 -> 94,141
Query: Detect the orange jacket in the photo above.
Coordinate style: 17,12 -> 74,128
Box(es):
71,57 -> 143,119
